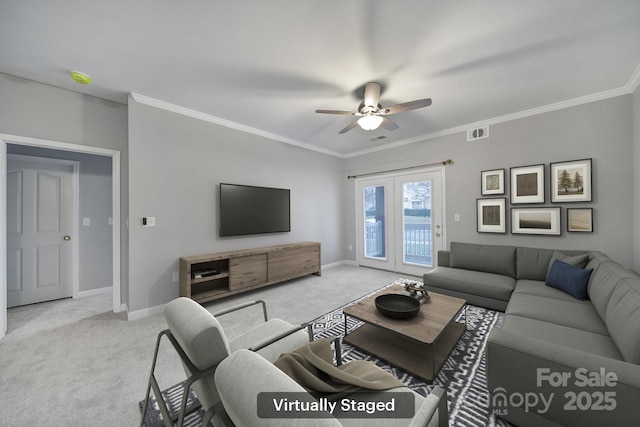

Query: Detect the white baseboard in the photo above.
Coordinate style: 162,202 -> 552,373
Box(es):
127,303 -> 166,321
322,260 -> 357,270
76,286 -> 112,298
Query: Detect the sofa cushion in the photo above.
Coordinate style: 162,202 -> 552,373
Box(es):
506,291 -> 609,336
513,279 -> 586,302
501,315 -> 624,360
515,247 -> 555,280
588,260 -> 637,321
545,260 -> 593,300
604,276 -> 640,364
423,267 -> 515,302
449,242 -> 516,277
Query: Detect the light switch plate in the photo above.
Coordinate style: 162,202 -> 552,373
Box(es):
142,217 -> 156,227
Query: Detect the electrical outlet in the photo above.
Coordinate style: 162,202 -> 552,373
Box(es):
83,217 -> 90,226
172,272 -> 179,282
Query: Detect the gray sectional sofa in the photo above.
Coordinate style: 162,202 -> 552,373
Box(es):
423,242 -> 640,427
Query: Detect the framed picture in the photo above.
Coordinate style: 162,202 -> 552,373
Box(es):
567,208 -> 593,232
477,198 -> 507,233
481,169 -> 505,195
550,158 -> 592,203
510,164 -> 545,204
511,207 -> 561,235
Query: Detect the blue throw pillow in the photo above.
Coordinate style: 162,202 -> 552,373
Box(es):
545,260 -> 593,300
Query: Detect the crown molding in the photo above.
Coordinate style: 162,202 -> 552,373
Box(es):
129,93 -> 345,158
131,71 -> 639,160
626,64 -> 640,92
348,83 -> 636,158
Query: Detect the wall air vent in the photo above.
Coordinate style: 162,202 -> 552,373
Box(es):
369,135 -> 388,142
467,126 -> 490,141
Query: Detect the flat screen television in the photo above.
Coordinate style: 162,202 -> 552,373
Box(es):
219,183 -> 291,237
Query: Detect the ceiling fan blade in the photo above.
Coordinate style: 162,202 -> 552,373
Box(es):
383,98 -> 432,115
363,82 -> 381,108
338,120 -> 360,134
380,117 -> 399,131
315,109 -> 356,115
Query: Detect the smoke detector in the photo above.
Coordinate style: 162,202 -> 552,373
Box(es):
467,126 -> 489,141
70,71 -> 92,85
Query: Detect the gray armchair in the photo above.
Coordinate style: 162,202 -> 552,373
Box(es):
214,349 -> 449,427
140,297 -> 312,427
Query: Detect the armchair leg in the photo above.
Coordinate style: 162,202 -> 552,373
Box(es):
140,330 -> 174,427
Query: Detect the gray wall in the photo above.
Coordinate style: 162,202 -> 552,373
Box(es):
127,100 -> 345,312
345,95 -> 635,268
3,72 -> 638,314
0,73 -> 128,298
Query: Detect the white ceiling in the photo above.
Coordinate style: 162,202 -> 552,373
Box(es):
1,1 -> 639,157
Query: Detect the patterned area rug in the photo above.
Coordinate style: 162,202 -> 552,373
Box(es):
140,278 -> 511,426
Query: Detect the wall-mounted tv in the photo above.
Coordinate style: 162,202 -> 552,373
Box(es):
219,183 -> 291,237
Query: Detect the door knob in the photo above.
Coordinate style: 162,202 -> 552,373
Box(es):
63,236 -> 71,241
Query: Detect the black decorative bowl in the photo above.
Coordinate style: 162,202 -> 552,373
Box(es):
375,294 -> 421,319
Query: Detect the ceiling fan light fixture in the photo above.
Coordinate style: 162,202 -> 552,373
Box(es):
357,114 -> 383,131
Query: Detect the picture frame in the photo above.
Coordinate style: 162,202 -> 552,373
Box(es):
550,158 -> 592,203
510,164 -> 545,204
481,169 -> 505,195
477,198 -> 507,233
511,207 -> 561,235
567,208 -> 593,232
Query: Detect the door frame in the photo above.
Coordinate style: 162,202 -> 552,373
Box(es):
355,166 -> 446,275
7,154 -> 80,303
1,134 -> 122,339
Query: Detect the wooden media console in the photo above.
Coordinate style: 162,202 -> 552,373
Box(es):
179,242 -> 321,303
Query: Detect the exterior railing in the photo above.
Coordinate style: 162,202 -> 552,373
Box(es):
404,223 -> 432,265
365,221 -> 432,265
365,221 -> 384,257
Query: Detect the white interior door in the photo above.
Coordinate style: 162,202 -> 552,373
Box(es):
356,168 -> 445,276
6,156 -> 75,307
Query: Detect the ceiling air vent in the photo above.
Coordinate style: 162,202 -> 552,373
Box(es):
369,136 -> 387,142
467,126 -> 489,141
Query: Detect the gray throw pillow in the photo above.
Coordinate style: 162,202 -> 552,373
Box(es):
546,251 -> 589,276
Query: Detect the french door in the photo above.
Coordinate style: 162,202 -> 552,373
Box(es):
356,168 -> 444,276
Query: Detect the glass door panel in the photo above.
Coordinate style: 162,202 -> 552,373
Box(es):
364,185 -> 386,259
401,180 -> 432,267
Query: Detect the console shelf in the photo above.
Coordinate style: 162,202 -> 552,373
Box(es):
180,242 -> 321,304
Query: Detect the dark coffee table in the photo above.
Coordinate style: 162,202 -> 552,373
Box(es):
343,284 -> 466,382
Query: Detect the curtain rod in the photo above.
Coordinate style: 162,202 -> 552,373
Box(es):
347,159 -> 453,179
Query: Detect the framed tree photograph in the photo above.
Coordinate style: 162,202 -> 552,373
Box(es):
481,169 -> 505,195
477,198 -> 507,233
510,164 -> 545,204
567,208 -> 593,232
511,207 -> 561,235
550,158 -> 592,202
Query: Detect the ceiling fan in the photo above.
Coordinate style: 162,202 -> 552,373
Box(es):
315,82 -> 432,134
